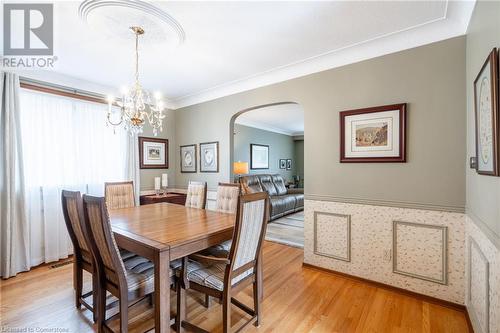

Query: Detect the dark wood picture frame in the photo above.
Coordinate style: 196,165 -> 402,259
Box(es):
340,103 -> 407,163
279,159 -> 286,169
139,136 -> 168,169
199,141 -> 219,173
473,48 -> 499,176
180,144 -> 197,173
250,144 -> 269,170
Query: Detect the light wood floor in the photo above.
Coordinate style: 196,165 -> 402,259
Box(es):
1,241 -> 470,333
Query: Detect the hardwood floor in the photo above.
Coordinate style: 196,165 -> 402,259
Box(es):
0,241 -> 470,333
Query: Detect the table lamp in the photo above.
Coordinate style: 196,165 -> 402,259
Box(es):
233,161 -> 248,183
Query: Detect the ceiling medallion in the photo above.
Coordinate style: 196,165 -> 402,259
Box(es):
78,0 -> 185,45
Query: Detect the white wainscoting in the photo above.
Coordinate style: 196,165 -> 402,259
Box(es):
465,215 -> 499,333
313,212 -> 351,262
304,199 -> 465,304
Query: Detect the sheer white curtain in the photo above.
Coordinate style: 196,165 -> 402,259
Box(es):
20,89 -> 128,266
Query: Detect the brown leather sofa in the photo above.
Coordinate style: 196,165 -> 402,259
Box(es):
239,174 -> 304,221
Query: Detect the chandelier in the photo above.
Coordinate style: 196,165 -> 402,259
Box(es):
107,26 -> 165,136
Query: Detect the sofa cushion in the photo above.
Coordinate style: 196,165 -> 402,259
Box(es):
270,195 -> 296,217
240,175 -> 263,194
271,175 -> 288,195
258,175 -> 278,196
292,193 -> 304,209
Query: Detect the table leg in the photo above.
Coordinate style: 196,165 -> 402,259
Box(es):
155,250 -> 170,332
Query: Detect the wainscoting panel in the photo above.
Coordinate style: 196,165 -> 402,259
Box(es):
393,221 -> 448,284
465,216 -> 499,333
304,199 -> 465,304
469,237 -> 490,333
314,212 -> 351,262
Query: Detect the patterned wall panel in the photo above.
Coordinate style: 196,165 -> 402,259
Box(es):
392,221 -> 448,284
314,212 -> 351,262
469,236 -> 490,333
304,200 -> 465,304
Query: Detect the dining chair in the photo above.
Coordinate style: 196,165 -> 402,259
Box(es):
104,181 -> 135,209
176,192 -> 269,333
185,181 -> 207,209
82,194 -> 173,333
61,190 -> 98,321
200,182 -> 240,307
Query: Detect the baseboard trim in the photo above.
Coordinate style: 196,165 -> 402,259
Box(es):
302,263 -> 465,311
305,194 -> 465,213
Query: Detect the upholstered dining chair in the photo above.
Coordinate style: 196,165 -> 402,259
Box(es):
176,192 -> 269,333
199,182 -> 240,307
82,195 -> 174,333
104,181 -> 135,209
185,181 -> 207,209
61,190 -> 99,321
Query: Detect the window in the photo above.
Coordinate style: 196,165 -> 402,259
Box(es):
20,89 -> 128,265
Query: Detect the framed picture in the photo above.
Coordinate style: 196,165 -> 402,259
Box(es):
180,144 -> 197,173
279,159 -> 286,169
474,48 -> 499,176
286,159 -> 292,170
199,141 -> 219,173
139,137 -> 168,169
250,144 -> 269,169
340,103 -> 407,163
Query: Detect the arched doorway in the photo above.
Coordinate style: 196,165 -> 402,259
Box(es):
229,102 -> 305,249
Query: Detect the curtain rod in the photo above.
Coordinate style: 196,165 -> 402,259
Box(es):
19,76 -> 110,105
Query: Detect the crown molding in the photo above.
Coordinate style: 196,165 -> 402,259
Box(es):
169,0 -> 475,110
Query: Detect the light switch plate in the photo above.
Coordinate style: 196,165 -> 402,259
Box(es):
470,157 -> 477,169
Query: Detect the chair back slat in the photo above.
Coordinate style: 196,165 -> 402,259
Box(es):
82,195 -> 127,286
228,192 -> 269,284
105,181 -> 135,209
61,190 -> 91,262
215,183 -> 240,214
185,181 -> 207,209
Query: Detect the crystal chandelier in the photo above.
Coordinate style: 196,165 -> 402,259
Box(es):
107,26 -> 165,136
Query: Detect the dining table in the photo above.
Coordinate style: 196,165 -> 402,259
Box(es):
109,202 -> 236,332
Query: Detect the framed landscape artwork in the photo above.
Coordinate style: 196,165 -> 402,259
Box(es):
200,141 -> 219,172
279,159 -> 286,169
340,103 -> 407,163
139,137 -> 168,169
180,144 -> 197,173
250,144 -> 269,169
474,48 -> 499,176
286,159 -> 292,170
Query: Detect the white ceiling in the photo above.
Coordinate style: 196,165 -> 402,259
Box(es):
235,103 -> 304,136
41,1 -> 475,109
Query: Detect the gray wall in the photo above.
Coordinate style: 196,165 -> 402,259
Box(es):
233,124 -> 296,181
139,109 -> 177,190
175,36 -> 466,211
466,0 -> 500,244
294,139 -> 304,186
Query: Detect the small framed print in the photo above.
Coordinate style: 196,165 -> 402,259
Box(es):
474,48 -> 499,176
139,137 -> 168,169
340,103 -> 406,163
279,159 -> 286,169
180,144 -> 197,173
286,159 -> 292,170
199,141 -> 219,173
250,144 -> 269,169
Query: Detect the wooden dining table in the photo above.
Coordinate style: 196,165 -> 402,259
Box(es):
109,202 -> 236,333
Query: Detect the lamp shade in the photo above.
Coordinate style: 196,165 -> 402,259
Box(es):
233,161 -> 249,175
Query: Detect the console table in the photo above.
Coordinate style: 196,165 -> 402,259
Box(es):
140,192 -> 187,206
